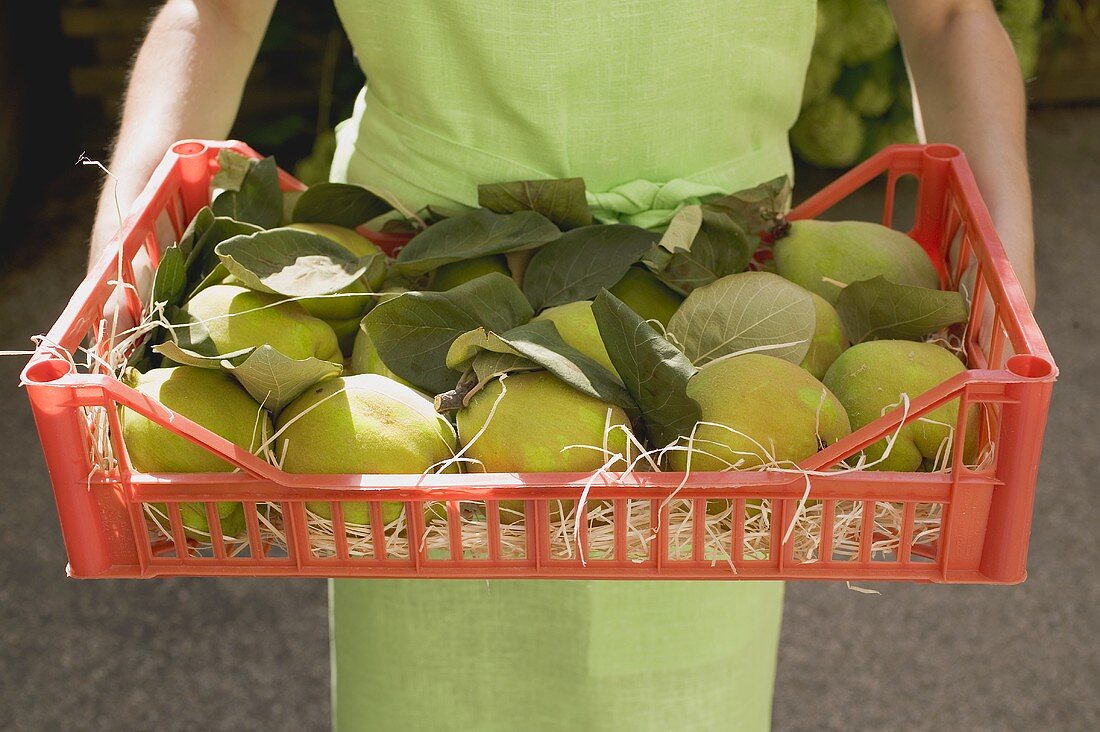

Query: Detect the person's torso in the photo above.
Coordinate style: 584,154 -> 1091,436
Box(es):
331,0 -> 816,212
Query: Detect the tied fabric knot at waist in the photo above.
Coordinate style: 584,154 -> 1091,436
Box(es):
585,178 -> 730,229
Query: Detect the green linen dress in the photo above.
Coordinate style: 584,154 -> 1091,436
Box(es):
328,2 -> 815,730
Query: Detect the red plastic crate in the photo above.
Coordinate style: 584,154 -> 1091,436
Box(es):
22,140 -> 1056,582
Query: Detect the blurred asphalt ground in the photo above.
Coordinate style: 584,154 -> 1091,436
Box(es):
1,108 -> 1097,731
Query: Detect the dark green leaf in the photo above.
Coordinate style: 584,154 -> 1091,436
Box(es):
651,206 -> 754,295
440,329 -> 532,372
361,293 -> 481,394
153,341 -> 339,413
640,245 -> 673,274
291,182 -> 393,228
489,320 -> 636,411
360,273 -> 537,395
835,276 -> 970,343
226,345 -> 342,413
446,328 -> 498,370
667,271 -> 815,365
478,178 -> 592,229
655,204 -> 703,253
176,207 -> 216,265
471,350 -> 540,385
592,291 -> 700,448
151,245 -> 187,307
523,225 -> 660,310
442,320 -> 635,411
380,218 -> 419,234
442,273 -> 533,334
126,349 -> 160,374
436,348 -> 540,413
188,263 -> 229,299
211,149 -> 254,192
176,210 -> 262,279
421,205 -> 464,224
705,175 -> 792,236
211,156 -> 281,229
153,340 -> 252,369
393,208 -> 560,277
167,305 -> 218,357
215,228 -> 374,296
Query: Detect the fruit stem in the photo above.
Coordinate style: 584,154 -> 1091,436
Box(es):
434,371 -> 480,413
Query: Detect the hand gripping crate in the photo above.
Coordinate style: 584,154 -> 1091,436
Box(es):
22,141 -> 1056,582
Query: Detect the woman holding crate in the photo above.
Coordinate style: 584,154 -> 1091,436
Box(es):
89,1 -> 1035,729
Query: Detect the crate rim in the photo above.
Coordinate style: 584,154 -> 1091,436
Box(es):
20,140 -> 1058,485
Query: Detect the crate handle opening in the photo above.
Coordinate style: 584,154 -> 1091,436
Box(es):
923,144 -> 961,160
23,357 -> 72,385
171,141 -> 208,157
1005,354 -> 1054,380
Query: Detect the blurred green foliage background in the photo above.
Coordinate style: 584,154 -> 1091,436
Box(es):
792,0 -> 1073,168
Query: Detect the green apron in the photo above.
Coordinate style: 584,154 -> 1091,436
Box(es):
329,2 -> 815,730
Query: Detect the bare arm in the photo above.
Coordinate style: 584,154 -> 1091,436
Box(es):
89,0 -> 276,267
890,0 -> 1035,304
